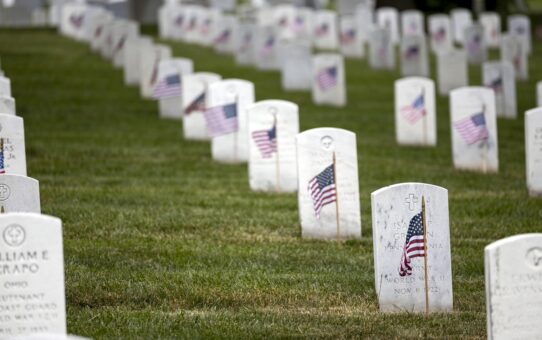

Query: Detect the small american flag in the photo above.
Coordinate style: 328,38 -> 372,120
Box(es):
175,15 -> 184,27
70,14 -> 84,29
114,35 -> 126,54
340,29 -> 356,44
251,124 -> 277,158
308,165 -> 337,218
487,76 -> 502,94
185,92 -> 206,115
317,66 -> 338,92
432,27 -> 446,42
399,212 -> 425,277
403,45 -> 419,60
214,29 -> 231,44
400,93 -> 426,124
0,138 -> 5,174
453,111 -> 489,145
203,102 -> 238,137
153,74 -> 182,99
260,37 -> 275,57
315,22 -> 329,37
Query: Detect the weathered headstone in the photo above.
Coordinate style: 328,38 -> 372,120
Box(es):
312,54 -> 346,107
376,7 -> 399,44
247,100 -> 299,193
450,8 -> 472,44
154,58 -> 193,120
485,234 -> 542,339
400,35 -> 429,77
0,76 -> 12,97
296,128 -> 361,240
312,10 -> 339,50
182,72 -> 222,141
482,61 -> 516,119
525,108 -> 542,196
140,44 -> 172,99
395,77 -> 436,146
206,79 -> 255,163
508,14 -> 531,55
235,22 -> 255,66
450,87 -> 498,172
437,49 -> 468,96
428,14 -> 452,54
500,33 -> 528,81
371,182 -> 453,313
464,24 -> 486,64
339,15 -> 363,58
0,174 -> 40,213
123,36 -> 153,86
401,10 -> 424,37
0,96 -> 15,115
280,42 -> 313,91
0,114 -> 26,176
479,12 -> 501,48
369,28 -> 395,70
254,26 -> 279,71
0,213 -> 66,337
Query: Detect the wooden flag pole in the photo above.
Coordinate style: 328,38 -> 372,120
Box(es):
274,113 -> 280,192
422,195 -> 429,315
332,152 -> 341,244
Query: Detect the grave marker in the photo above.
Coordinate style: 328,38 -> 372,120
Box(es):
451,8 -> 472,44
500,33 -> 528,81
437,49 -> 468,96
428,14 -> 452,54
400,35 -> 429,77
508,14 -> 531,55
255,26 -> 279,71
312,54 -> 346,107
0,174 -> 40,213
339,15 -> 363,58
0,96 -> 15,115
376,7 -> 399,44
0,76 -> 12,97
140,44 -> 172,99
525,108 -> 542,196
154,58 -> 194,120
369,28 -> 394,70
313,10 -> 339,50
464,24 -> 487,64
123,36 -> 153,86
482,61 -> 516,118
401,10 -> 424,37
280,42 -> 313,91
479,12 -> 501,48
0,114 -> 26,176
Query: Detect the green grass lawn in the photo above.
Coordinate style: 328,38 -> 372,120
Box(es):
0,27 -> 541,338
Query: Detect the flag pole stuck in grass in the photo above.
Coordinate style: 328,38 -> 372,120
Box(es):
422,195 -> 429,315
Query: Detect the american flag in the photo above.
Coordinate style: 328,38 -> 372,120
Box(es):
487,76 -> 502,94
153,74 -> 182,99
453,112 -> 489,145
260,37 -> 275,57
315,22 -> 329,37
114,35 -> 126,54
292,16 -> 304,32
400,93 -> 426,124
70,14 -> 84,29
0,139 -> 5,174
149,57 -> 160,86
185,92 -> 206,115
399,212 -> 425,277
203,102 -> 238,137
174,15 -> 184,27
432,27 -> 446,43
403,45 -> 419,59
308,164 -> 337,218
251,123 -> 277,158
340,29 -> 356,44
214,29 -> 231,44
317,66 -> 338,92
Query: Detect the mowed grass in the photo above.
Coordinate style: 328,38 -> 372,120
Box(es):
0,26 -> 541,338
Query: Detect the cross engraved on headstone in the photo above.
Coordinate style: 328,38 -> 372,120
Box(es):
405,193 -> 418,211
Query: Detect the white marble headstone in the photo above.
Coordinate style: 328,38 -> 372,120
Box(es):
111,20 -> 139,69
280,42 -> 313,91
437,49 -> 468,96
182,72 -> 222,141
0,77 -> 12,97
508,14 -> 531,55
354,2 -> 374,44
155,58 -> 194,120
0,96 -> 15,115
247,100 -> 299,193
139,44 -> 172,99
401,10 -> 424,37
450,8 -> 472,44
296,128 -> 361,240
538,81 -> 542,107
311,54 -> 346,107
206,79 -> 255,163
485,234 -> 542,339
312,10 -> 339,50
369,28 -> 395,70
371,182 -> 453,313
395,77 -> 436,146
339,15 -> 363,58
376,7 -> 399,44
254,26 -> 279,71
123,36 -> 153,86
428,14 -> 452,54
0,174 -> 40,213
525,108 -> 542,196
479,12 -> 501,48
500,33 -> 528,81
235,23 -> 255,66
464,24 -> 486,64
482,61 -> 516,119
0,213 -> 66,337
450,87 -> 498,173
0,114 -> 26,176
59,3 -> 87,41
213,15 -> 237,55
400,35 -> 429,77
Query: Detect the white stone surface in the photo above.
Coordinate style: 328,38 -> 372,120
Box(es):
0,213 -> 66,337
508,14 -> 531,55
479,12 -> 501,48
394,77 -> 436,146
339,15 -> 363,58
450,87 -> 498,173
482,61 -> 516,118
0,174 -> 40,213
139,44 -> 172,99
182,72 -> 222,141
311,54 -> 346,107
450,8 -> 472,44
0,96 -> 15,115
312,10 -> 339,50
207,79 -> 255,163
525,108 -> 542,196
247,100 -> 299,193
400,35 -> 429,77
369,28 -> 394,70
156,58 -> 194,120
123,36 -> 152,86
538,81 -> 542,107
213,15 -> 237,55
111,20 -> 139,69
485,234 -> 542,339
371,182 -> 453,313
254,26 -> 279,71
464,24 -> 486,64
235,23 -> 255,66
500,33 -> 528,81
0,76 -> 12,97
296,128 -> 361,241
437,49 -> 468,96
354,2 -> 374,44
280,42 -> 312,91
376,7 -> 399,44
401,10 -> 424,37
59,3 -> 87,41
428,14 -> 452,54
0,114 -> 26,176
86,8 -> 112,50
